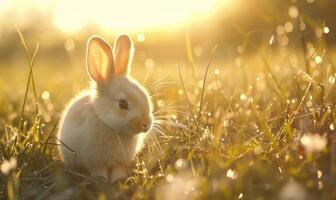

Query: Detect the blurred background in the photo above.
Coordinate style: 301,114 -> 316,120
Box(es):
0,0 -> 335,121
1,0 -> 335,65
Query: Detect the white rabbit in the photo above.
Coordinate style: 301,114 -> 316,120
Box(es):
57,35 -> 153,182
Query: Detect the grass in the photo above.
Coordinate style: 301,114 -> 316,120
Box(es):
1,22 -> 336,200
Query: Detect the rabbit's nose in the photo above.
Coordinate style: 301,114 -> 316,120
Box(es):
141,123 -> 147,131
141,118 -> 152,132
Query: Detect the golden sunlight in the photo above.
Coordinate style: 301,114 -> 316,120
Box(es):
0,0 -> 232,33
52,0 -> 224,33
0,0 -> 235,33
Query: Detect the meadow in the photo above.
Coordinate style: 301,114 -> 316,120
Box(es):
1,1 -> 336,200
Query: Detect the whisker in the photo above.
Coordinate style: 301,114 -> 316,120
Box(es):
147,73 -> 169,88
154,105 -> 187,111
150,132 -> 163,151
146,74 -> 171,92
154,120 -> 187,129
145,131 -> 163,156
152,106 -> 187,115
151,126 -> 168,138
145,136 -> 155,158
149,81 -> 175,93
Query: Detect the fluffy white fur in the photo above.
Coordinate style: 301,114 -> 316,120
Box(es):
57,35 -> 152,182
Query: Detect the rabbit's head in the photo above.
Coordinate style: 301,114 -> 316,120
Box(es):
86,35 -> 153,135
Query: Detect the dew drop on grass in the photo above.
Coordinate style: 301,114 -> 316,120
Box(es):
327,106 -> 332,113
314,56 -> 322,64
300,134 -> 327,153
284,22 -> 294,33
329,123 -> 334,131
226,169 -> 238,179
269,35 -> 275,45
0,157 -> 17,175
323,27 -> 330,34
300,20 -> 306,31
240,93 -> 247,101
223,120 -> 229,128
166,174 -> 174,182
328,75 -> 335,84
285,154 -> 290,162
317,170 -> 323,179
41,91 -> 50,100
174,159 -> 187,170
288,6 -> 299,18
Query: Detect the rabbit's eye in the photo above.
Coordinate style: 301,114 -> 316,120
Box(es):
118,99 -> 129,110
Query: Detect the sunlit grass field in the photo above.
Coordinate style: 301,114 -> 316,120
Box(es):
0,29 -> 336,200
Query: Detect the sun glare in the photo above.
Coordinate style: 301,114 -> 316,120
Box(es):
0,0 -> 231,33
51,0 -> 222,33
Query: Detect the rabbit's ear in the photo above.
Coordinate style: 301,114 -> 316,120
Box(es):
86,36 -> 114,83
113,34 -> 134,76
